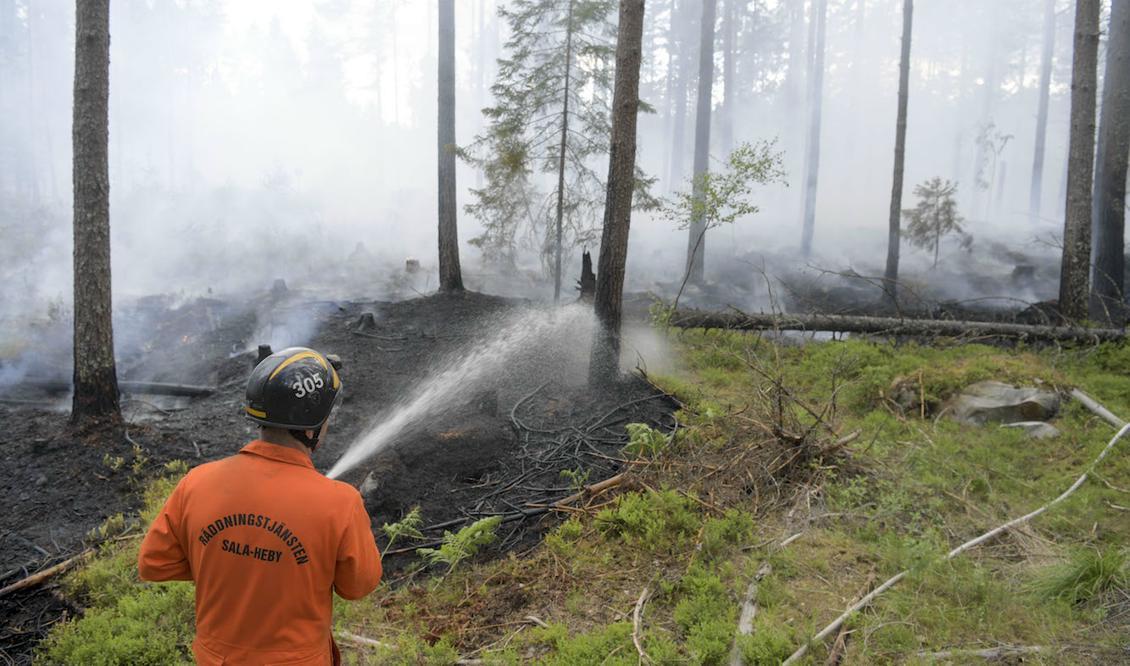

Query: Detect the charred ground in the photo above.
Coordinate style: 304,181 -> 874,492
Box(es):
0,289 -> 675,663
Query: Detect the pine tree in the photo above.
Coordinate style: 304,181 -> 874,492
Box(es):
799,0 -> 827,258
1059,0 -> 1100,322
72,0 -> 121,424
462,0 -> 618,301
437,0 -> 464,291
883,0 -> 913,304
684,0 -> 717,285
1029,0 -> 1056,224
903,178 -> 967,269
591,0 -> 645,382
1090,0 -> 1130,322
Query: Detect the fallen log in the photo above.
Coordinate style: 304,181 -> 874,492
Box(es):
14,378 -> 215,398
668,310 -> 1126,343
916,645 -> 1050,660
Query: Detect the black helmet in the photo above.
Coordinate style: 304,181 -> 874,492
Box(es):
245,347 -> 342,433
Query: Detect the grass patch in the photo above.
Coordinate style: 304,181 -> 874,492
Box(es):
1032,546 -> 1128,605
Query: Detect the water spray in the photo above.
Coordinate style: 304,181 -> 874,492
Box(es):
326,305 -> 594,479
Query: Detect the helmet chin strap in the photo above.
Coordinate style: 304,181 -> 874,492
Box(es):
289,428 -> 320,452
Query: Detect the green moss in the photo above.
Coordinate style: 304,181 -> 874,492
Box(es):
673,566 -> 738,665
531,622 -> 636,665
596,489 -> 701,553
42,583 -> 196,665
40,464 -> 195,665
734,613 -> 795,665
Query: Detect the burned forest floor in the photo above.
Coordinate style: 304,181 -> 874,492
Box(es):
6,291 -> 1130,664
0,288 -> 675,664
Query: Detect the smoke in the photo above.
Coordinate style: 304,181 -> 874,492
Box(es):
0,0 -> 1088,331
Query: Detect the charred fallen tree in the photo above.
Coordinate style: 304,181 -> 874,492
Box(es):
668,309 -> 1126,343
12,378 -> 215,398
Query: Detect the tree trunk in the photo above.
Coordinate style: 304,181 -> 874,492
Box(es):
720,0 -> 736,155
685,0 -> 717,286
553,0 -> 576,303
883,0 -> 913,304
391,6 -> 400,125
668,2 -> 692,189
1090,0 -> 1130,322
71,0 -> 120,424
437,0 -> 464,292
661,0 -> 679,185
591,0 -> 645,382
1058,0 -> 1100,322
800,0 -> 827,258
1029,0 -> 1056,224
971,3 -> 1001,217
784,0 -> 806,168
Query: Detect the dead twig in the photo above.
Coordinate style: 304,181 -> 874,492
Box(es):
824,625 -> 850,666
1070,388 -> 1126,428
632,586 -> 651,665
0,551 -> 92,599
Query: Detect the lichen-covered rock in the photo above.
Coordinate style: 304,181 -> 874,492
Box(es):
948,381 -> 1059,425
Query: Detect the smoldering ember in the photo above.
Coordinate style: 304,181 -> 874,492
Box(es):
2,1 -> 1130,664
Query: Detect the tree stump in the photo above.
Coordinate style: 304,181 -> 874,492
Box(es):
577,250 -> 596,302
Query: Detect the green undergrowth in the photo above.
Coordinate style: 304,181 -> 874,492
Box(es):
41,331 -> 1130,664
656,331 -> 1130,664
40,461 -> 195,665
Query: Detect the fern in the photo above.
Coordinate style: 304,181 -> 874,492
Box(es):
381,506 -> 425,553
417,516 -> 502,577
623,423 -> 668,458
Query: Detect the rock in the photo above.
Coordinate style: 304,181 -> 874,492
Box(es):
948,381 -> 1059,425
35,474 -> 47,486
359,471 -> 379,498
1001,421 -> 1061,439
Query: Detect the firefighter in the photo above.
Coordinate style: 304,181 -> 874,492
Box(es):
138,347 -> 381,665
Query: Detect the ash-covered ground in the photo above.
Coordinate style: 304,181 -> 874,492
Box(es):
0,288 -> 675,663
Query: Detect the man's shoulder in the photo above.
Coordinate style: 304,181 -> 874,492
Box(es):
322,477 -> 365,506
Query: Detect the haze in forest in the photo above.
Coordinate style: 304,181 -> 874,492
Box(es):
0,0 -> 1098,317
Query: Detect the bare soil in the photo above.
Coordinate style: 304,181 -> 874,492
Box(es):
0,290 -> 675,664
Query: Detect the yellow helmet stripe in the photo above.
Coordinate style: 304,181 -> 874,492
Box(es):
267,350 -> 328,381
245,406 -> 268,418
331,366 -> 341,389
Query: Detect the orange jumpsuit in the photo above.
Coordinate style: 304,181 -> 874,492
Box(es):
138,440 -> 382,665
